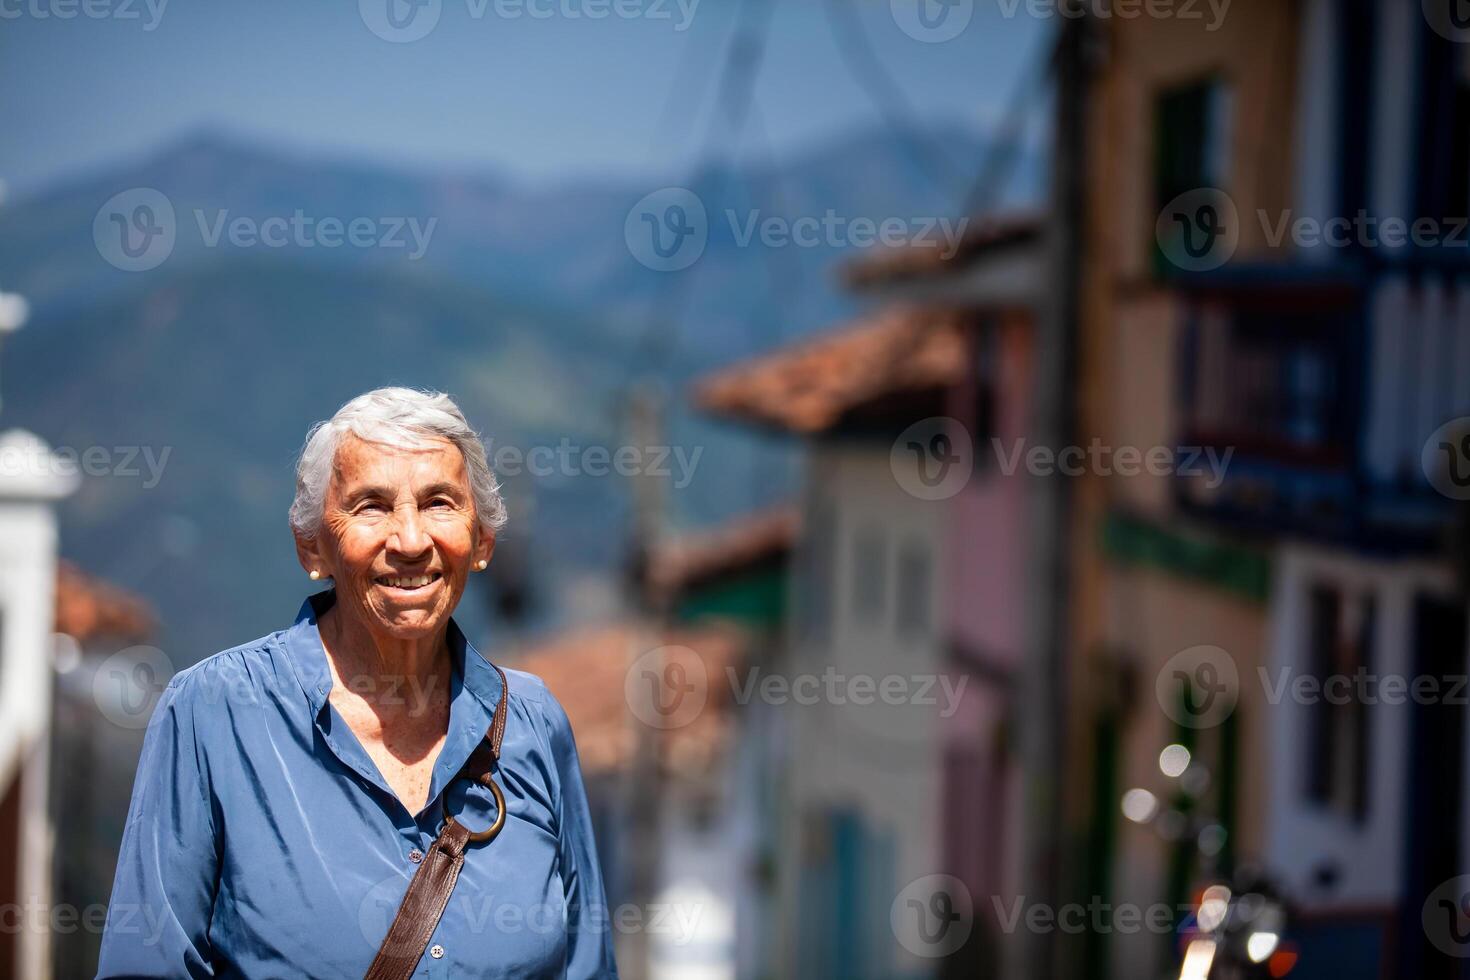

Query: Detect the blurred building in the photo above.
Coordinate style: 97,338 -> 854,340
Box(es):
506,508 -> 792,980
693,218 -> 1042,978
1068,1 -> 1470,978
0,429 -> 77,980
712,3 -> 1470,977
48,562 -> 156,980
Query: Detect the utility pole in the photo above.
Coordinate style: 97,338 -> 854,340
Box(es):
1014,10 -> 1092,980
623,381 -> 668,980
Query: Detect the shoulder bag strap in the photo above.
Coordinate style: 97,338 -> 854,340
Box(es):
363,664 -> 510,980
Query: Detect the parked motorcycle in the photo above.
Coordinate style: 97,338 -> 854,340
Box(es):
1174,869 -> 1297,979
1120,743 -> 1298,979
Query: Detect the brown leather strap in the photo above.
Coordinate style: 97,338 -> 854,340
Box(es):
364,664 -> 510,980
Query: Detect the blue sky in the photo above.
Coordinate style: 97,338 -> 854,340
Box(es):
0,0 -> 1049,194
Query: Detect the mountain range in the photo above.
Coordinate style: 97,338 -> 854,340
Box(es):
0,123 -> 1041,659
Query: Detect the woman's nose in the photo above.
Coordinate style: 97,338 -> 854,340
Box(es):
387,507 -> 432,557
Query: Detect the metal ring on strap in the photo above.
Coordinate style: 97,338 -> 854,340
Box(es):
441,773 -> 506,844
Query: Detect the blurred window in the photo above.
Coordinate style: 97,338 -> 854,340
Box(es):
1449,79 -> 1470,220
1304,583 -> 1374,822
1153,77 -> 1233,274
1154,77 -> 1233,204
799,494 -> 836,647
851,525 -> 887,626
1182,308 -> 1348,461
971,318 -> 999,473
895,538 -> 931,638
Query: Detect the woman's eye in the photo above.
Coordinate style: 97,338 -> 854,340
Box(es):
356,502 -> 387,514
426,498 -> 453,509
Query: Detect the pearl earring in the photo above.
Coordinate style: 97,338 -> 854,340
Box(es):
309,570 -> 321,581
476,560 -> 488,571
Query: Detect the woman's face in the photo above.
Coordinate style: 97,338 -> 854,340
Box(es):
298,433 -> 492,641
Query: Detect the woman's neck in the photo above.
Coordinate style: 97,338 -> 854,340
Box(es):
317,602 -> 452,713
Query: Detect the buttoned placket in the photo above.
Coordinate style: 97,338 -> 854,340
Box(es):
293,592 -> 501,831
281,591 -> 509,977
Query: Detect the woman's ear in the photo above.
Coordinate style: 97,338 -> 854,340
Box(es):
294,533 -> 328,580
474,531 -> 496,570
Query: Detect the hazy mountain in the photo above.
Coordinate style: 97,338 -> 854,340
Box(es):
0,123 -> 1042,659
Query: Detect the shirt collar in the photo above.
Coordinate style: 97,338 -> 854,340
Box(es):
284,588 -> 504,720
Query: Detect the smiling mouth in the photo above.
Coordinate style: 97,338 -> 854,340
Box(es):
374,572 -> 443,593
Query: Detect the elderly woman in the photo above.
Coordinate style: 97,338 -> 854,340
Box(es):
98,388 -> 618,979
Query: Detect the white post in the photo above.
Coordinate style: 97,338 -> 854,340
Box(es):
0,429 -> 79,980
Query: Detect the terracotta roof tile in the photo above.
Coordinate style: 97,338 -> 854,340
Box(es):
506,620 -> 746,777
54,561 -> 154,644
692,306 -> 970,433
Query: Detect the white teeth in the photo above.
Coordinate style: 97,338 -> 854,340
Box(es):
382,574 -> 436,589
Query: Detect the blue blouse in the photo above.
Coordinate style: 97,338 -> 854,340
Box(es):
97,591 -> 619,979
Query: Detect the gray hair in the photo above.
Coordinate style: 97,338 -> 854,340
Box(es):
289,387 -> 507,540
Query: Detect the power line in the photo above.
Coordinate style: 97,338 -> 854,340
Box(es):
625,0 -> 778,385
820,0 -> 969,196
957,23 -> 1057,217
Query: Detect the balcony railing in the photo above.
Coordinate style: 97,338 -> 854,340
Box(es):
1171,261 -> 1470,552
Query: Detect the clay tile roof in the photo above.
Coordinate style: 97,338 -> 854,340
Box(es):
645,507 -> 797,603
506,620 -> 746,778
692,306 -> 970,433
55,561 -> 154,644
842,210 -> 1045,289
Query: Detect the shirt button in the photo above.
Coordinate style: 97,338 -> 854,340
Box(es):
430,945 -> 444,959
408,849 -> 423,864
